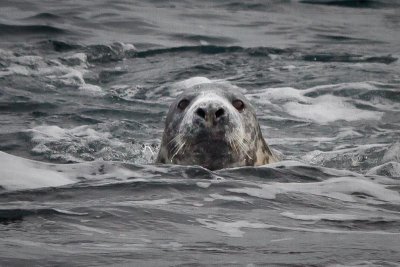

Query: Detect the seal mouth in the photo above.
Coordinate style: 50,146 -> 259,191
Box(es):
189,137 -> 231,158
189,137 -> 233,171
191,138 -> 227,147
189,130 -> 228,146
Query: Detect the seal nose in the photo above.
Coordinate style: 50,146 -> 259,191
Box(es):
195,107 -> 226,124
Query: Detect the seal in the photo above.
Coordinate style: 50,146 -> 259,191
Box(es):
156,82 -> 277,170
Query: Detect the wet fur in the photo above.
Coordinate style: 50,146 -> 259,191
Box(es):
156,83 -> 277,170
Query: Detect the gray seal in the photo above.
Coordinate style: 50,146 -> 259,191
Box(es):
156,82 -> 277,170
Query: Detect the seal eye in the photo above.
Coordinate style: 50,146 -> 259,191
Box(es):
232,99 -> 244,112
178,99 -> 190,110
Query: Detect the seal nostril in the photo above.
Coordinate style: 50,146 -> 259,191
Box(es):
196,108 -> 206,119
215,108 -> 225,119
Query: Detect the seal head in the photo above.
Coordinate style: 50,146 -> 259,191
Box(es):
156,83 -> 276,170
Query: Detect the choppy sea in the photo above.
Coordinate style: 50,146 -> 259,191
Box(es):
1,0 -> 400,266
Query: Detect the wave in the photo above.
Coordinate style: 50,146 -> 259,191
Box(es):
0,208 -> 86,224
247,82 -> 392,125
0,23 -> 67,36
34,41 -> 399,66
25,13 -> 62,21
134,45 -> 289,58
135,45 -> 397,64
0,150 -> 398,192
0,101 -> 57,112
302,53 -> 397,64
299,0 -> 396,9
45,40 -> 83,52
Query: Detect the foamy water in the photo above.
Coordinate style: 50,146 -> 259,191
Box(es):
1,0 -> 400,266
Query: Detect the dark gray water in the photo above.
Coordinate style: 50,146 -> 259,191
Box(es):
1,0 -> 400,266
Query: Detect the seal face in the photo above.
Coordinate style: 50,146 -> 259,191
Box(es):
156,82 -> 277,170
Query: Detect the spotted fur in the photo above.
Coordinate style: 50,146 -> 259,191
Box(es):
156,83 -> 277,170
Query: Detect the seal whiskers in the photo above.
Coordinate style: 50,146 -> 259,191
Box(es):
170,140 -> 186,162
230,132 -> 253,160
169,134 -> 187,162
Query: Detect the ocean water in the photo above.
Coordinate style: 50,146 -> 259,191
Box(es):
1,0 -> 400,266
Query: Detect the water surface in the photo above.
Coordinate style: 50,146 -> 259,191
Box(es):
1,0 -> 400,266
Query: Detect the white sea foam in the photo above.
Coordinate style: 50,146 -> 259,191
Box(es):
58,69 -> 85,86
30,125 -> 113,144
247,86 -> 306,103
78,84 -> 103,94
302,144 -> 389,168
27,124 -> 156,163
115,42 -> 137,53
284,95 -> 382,123
247,82 -> 386,124
0,48 -> 103,95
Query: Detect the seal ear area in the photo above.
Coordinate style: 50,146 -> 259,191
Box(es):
177,99 -> 190,111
